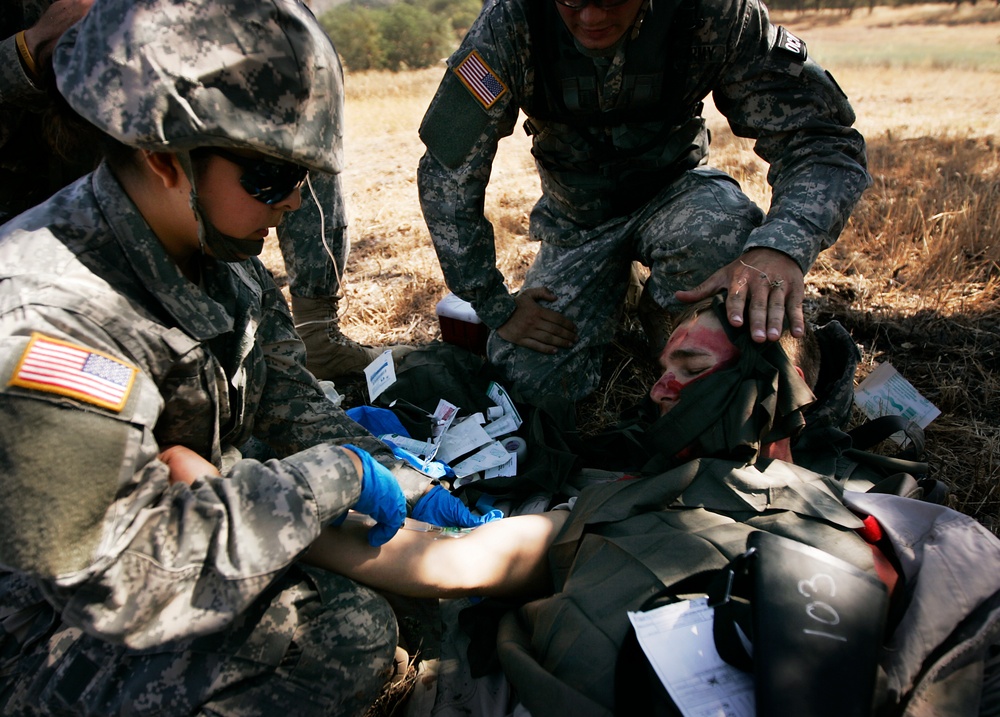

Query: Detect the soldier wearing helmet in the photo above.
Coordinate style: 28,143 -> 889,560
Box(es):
417,0 -> 872,400
1,0 -> 399,381
0,0 -> 430,713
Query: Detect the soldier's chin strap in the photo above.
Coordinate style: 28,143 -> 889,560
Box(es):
176,150 -> 266,263
640,294 -> 816,473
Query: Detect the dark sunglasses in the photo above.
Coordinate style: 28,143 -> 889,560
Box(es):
554,0 -> 632,8
202,148 -> 308,205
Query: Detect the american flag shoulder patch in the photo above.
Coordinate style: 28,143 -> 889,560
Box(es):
9,333 -> 138,412
454,50 -> 507,109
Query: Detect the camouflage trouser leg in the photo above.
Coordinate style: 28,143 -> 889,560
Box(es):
487,167 -> 763,400
278,172 -> 349,301
0,567 -> 397,717
487,217 -> 635,401
635,167 -> 764,312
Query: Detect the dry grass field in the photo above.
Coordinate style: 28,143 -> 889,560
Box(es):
262,4 -> 1000,531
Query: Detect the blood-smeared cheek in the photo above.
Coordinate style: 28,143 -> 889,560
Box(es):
653,317 -> 739,413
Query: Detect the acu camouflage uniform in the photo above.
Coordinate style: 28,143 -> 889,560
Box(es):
0,1 -> 414,714
1,1 -> 360,381
418,0 -> 871,399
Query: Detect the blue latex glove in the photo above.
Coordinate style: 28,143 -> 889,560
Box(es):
342,445 -> 406,547
346,405 -> 410,438
411,484 -> 503,529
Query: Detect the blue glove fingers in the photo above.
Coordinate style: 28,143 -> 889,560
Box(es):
342,445 -> 406,547
367,521 -> 400,548
412,485 -> 496,529
480,509 -> 504,524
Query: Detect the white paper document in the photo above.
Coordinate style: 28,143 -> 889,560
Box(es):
484,414 -> 520,439
435,415 -> 494,464
854,362 -> 940,441
627,597 -> 754,717
483,453 -> 517,479
450,441 -> 512,478
379,433 -> 435,459
363,350 -> 396,402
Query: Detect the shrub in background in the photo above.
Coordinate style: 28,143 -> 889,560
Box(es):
322,0 -> 480,71
322,4 -> 385,71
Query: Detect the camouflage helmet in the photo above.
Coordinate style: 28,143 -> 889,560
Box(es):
52,0 -> 343,175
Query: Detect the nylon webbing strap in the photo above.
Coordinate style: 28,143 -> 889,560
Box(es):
848,414 -> 925,458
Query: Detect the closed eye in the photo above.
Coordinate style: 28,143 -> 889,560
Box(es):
675,360 -> 716,381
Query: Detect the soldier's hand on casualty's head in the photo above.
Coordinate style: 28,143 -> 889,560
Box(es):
158,445 -> 220,486
675,247 -> 805,343
341,445 -> 407,547
496,287 -> 578,354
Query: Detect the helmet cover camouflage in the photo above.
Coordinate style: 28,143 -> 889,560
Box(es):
52,0 -> 343,175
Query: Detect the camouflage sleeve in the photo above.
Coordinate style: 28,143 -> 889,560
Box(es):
243,259 -> 383,455
712,0 -> 872,272
416,0 -> 527,329
0,32 -> 46,148
243,262 -> 432,507
0,301 -> 363,649
0,30 -> 44,101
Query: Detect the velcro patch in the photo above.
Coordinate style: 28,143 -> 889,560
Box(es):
9,333 -> 137,412
775,26 -> 808,62
682,44 -> 726,64
454,50 -> 507,109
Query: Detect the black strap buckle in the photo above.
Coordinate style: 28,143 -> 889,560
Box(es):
707,546 -> 756,608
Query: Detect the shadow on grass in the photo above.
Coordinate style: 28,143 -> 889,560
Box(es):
807,132 -> 1000,531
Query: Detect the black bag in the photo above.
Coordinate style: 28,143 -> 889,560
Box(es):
373,342 -> 584,504
616,531 -> 889,717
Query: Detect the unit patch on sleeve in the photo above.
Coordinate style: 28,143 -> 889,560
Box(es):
8,333 -> 137,412
775,26 -> 808,62
454,50 -> 508,109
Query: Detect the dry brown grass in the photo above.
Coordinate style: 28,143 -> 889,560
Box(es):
261,4 -> 1000,531
807,130 -> 1000,530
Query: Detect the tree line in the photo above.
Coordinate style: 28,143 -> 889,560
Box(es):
319,0 -> 482,72
319,0 -> 990,72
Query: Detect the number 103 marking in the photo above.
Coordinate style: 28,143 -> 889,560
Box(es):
798,572 -> 848,642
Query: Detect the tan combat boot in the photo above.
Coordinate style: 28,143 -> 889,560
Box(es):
290,295 -> 414,380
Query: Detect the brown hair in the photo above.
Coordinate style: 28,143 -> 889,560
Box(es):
41,67 -> 126,173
